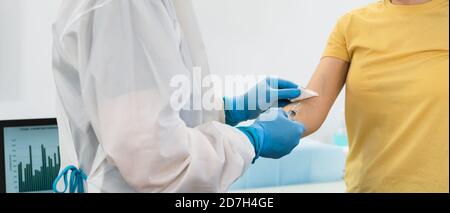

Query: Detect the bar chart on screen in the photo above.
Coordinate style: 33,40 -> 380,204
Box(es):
3,125 -> 60,193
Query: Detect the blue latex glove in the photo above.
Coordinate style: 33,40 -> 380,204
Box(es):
224,77 -> 301,126
238,108 -> 305,162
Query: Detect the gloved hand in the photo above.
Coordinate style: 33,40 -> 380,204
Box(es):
238,108 -> 305,162
224,77 -> 301,126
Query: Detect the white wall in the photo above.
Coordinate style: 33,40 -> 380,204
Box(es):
0,0 -> 372,143
0,0 -> 60,120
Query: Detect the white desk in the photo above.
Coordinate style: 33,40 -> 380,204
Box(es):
232,181 -> 346,193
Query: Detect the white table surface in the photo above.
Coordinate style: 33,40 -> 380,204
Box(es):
231,181 -> 346,193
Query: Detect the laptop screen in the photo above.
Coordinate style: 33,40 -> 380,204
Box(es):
0,119 -> 59,193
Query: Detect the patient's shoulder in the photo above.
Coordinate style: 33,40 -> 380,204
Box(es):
337,1 -> 385,25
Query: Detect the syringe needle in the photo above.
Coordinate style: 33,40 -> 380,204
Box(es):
288,102 -> 302,120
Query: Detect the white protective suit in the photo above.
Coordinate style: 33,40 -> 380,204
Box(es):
52,0 -> 254,193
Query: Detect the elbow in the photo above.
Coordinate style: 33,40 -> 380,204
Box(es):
309,125 -> 321,135
109,153 -> 151,192
301,119 -> 326,138
302,125 -> 319,138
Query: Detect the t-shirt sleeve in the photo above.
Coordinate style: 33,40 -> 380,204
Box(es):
322,16 -> 351,62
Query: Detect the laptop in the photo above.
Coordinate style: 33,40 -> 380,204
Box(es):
0,119 -> 59,193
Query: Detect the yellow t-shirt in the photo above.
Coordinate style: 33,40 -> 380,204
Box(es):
323,0 -> 449,192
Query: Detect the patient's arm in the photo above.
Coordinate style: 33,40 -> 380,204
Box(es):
285,57 -> 349,137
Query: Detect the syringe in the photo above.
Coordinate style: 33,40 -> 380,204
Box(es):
287,102 -> 302,120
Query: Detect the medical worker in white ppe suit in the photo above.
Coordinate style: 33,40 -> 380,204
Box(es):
52,0 -> 305,193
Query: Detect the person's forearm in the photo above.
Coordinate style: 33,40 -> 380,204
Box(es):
284,57 -> 349,137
